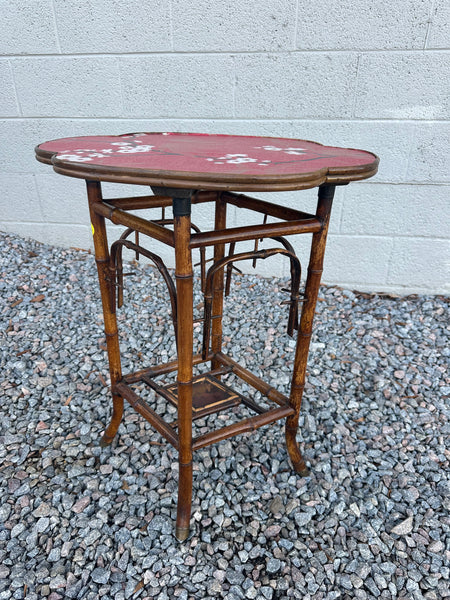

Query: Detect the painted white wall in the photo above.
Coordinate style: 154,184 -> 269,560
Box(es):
0,0 -> 448,294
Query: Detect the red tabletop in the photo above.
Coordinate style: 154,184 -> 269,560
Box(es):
36,132 -> 378,191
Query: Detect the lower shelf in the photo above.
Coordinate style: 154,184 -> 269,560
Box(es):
114,353 -> 295,452
163,374 -> 242,420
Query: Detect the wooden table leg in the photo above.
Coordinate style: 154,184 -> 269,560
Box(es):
286,184 -> 335,475
211,192 -> 227,373
86,180 -> 124,446
173,196 -> 194,541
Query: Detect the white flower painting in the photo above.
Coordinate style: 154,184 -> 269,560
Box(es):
57,141 -> 156,162
206,153 -> 259,165
255,145 -> 307,155
56,154 -> 93,162
55,135 -> 314,169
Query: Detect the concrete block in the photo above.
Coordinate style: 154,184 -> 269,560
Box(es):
407,123 -> 450,183
0,120 -> 90,172
54,0 -> 171,53
190,201 -> 218,234
172,0 -> 296,51
0,173 -> 43,221
1,122 -> 48,173
35,173 -> 89,224
39,223 -> 93,250
387,237 -> 450,291
101,182 -> 151,199
321,235 -> 394,286
427,0 -> 450,49
0,221 -> 93,255
0,61 -> 19,116
1,222 -> 92,251
154,119 -> 289,137
297,0 -> 429,50
341,183 -> 450,238
94,119 -> 196,137
235,54 -> 359,118
12,57 -> 123,117
355,52 -> 449,119
0,119 -> 107,172
0,0 -> 59,55
0,221 -> 47,242
119,56 -> 235,118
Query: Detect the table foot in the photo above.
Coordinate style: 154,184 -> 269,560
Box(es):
99,430 -> 119,447
285,423 -> 310,476
295,466 -> 311,478
175,526 -> 190,542
100,393 -> 124,446
99,435 -> 113,447
290,458 -> 311,478
176,459 -> 193,543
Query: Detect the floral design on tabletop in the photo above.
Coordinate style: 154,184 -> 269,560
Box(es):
56,140 -> 311,167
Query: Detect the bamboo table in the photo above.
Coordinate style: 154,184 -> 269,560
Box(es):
35,133 -> 378,540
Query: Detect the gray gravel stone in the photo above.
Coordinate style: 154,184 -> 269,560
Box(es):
294,512 -> 313,527
225,569 -> 245,586
36,517 -> 50,533
90,568 -> 110,584
268,495 -> 284,514
428,540 -> 444,553
390,516 -> 414,536
266,558 -> 281,573
0,566 -> 10,579
47,548 -> 61,562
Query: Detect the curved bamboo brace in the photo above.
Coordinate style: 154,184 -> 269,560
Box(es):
202,246 -> 301,359
224,236 -> 302,336
271,236 -> 302,336
224,241 -> 237,297
110,235 -> 178,345
114,228 -> 136,309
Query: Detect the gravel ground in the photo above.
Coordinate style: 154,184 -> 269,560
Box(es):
0,230 -> 449,600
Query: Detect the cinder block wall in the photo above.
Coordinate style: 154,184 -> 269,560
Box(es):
1,0 -> 448,294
